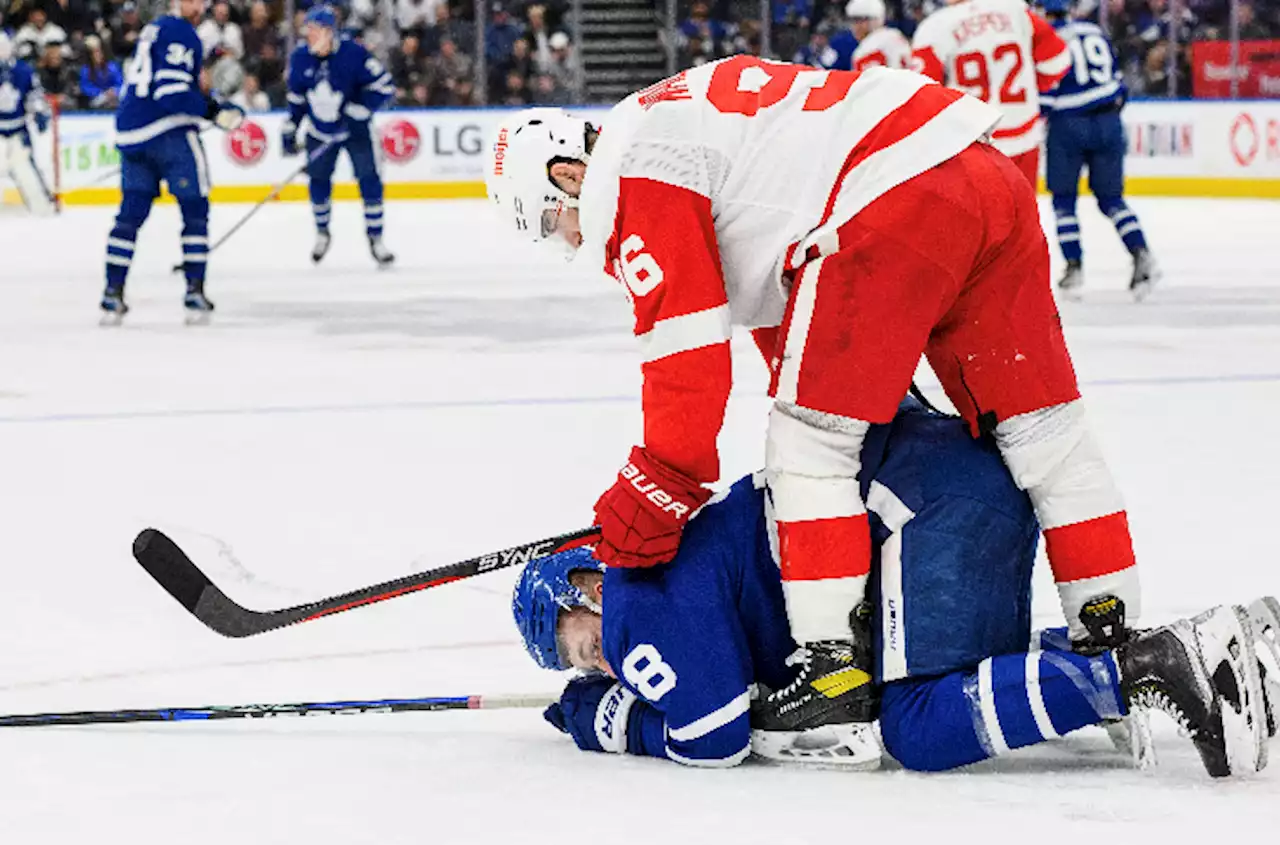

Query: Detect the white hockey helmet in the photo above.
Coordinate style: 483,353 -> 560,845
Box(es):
845,0 -> 886,20
485,108 -> 594,248
0,31 -> 14,64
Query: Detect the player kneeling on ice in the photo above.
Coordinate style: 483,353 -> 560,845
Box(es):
284,5 -> 396,268
0,31 -> 57,215
514,400 -> 1276,775
100,0 -> 246,324
488,62 -> 1143,760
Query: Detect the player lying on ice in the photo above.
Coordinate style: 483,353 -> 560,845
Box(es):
513,398 -> 1277,776
486,57 -> 1150,761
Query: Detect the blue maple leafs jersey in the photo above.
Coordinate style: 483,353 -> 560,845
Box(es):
115,16 -> 207,151
0,59 -> 47,136
1041,21 -> 1125,114
286,39 -> 394,141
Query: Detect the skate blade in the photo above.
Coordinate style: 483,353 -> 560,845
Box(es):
1194,605 -> 1269,775
1131,280 -> 1153,303
1057,285 -> 1084,303
751,723 -> 881,771
99,311 -> 126,327
184,310 -> 213,327
1246,596 -> 1279,740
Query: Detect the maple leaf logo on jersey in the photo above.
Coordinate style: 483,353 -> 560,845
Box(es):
0,82 -> 19,114
637,73 -> 691,111
306,79 -> 344,124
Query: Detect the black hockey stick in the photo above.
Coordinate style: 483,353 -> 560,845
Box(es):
132,525 -> 600,638
0,692 -> 555,729
169,134 -> 347,273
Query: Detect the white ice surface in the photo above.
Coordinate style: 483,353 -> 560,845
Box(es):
0,198 -> 1278,843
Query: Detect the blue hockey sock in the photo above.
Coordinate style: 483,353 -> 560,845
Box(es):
179,197 -> 210,287
879,650 -> 1125,771
1097,196 -> 1148,253
1052,194 -> 1082,263
105,192 -> 153,291
310,179 -> 332,232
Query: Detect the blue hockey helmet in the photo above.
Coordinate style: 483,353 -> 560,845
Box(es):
512,547 -> 604,671
1039,0 -> 1071,14
305,4 -> 338,30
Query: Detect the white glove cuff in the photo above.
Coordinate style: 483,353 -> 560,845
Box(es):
593,683 -> 636,754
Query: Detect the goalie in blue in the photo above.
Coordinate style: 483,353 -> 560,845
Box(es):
101,0 -> 245,324
514,398 -> 1276,777
1038,0 -> 1159,302
0,31 -> 56,215
285,5 -> 396,268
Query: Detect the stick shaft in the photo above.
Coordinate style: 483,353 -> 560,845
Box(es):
133,525 -> 600,637
0,693 -> 556,728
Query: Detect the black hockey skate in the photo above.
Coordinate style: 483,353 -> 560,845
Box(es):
99,287 -> 128,326
369,235 -> 395,268
1129,248 -> 1160,302
183,284 -> 215,326
1246,596 -> 1279,740
1117,604 -> 1267,777
1073,596 -> 1159,767
312,230 -> 331,264
750,606 -> 880,768
1057,259 -> 1084,299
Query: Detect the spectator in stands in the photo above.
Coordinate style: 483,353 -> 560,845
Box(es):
391,32 -> 429,101
408,80 -> 432,105
1136,38 -> 1173,94
1236,1 -> 1274,40
432,35 -> 474,103
36,38 -> 77,109
247,39 -> 285,104
543,30 -> 578,92
772,0 -> 812,58
494,33 -> 533,90
108,1 -> 143,61
15,5 -> 69,62
680,1 -> 730,58
231,72 -> 270,111
486,2 -> 525,67
503,69 -> 529,104
526,3 -> 552,66
529,69 -> 567,104
793,25 -> 835,67
424,3 -> 473,54
78,33 -> 122,109
397,0 -> 444,37
198,1 -> 245,62
49,0 -> 92,36
241,2 -> 282,63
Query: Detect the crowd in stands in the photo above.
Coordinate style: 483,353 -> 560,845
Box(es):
0,0 -> 580,110
1,0 -> 1276,112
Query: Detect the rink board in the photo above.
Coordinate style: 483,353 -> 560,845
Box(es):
11,100 -> 1280,205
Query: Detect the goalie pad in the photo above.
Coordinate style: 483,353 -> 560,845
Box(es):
1,133 -> 56,215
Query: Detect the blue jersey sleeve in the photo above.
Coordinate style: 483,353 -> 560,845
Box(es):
285,46 -> 310,127
350,42 -> 394,116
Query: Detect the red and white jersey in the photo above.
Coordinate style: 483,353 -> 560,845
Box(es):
911,0 -> 1069,156
575,56 -> 999,484
852,26 -> 913,71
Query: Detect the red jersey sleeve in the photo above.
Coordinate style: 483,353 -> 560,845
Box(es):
609,177 -> 733,484
911,46 -> 946,83
1028,11 -> 1070,91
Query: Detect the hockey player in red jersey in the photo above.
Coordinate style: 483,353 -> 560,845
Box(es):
911,0 -> 1070,186
485,58 -> 1139,758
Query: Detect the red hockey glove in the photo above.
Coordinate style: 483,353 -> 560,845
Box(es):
593,446 -> 712,569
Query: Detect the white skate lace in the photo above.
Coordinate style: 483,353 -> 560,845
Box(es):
1131,688 -> 1196,738
768,648 -> 814,703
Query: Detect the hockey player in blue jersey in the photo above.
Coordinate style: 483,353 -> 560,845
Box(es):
0,31 -> 56,215
514,399 -> 1276,776
1038,0 -> 1159,301
101,0 -> 246,324
284,6 -> 396,267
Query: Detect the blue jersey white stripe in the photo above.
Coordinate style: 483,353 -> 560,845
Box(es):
1042,20 -> 1125,115
115,16 -> 209,152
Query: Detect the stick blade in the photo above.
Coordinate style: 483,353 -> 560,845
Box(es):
132,528 -> 266,638
133,528 -> 213,613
